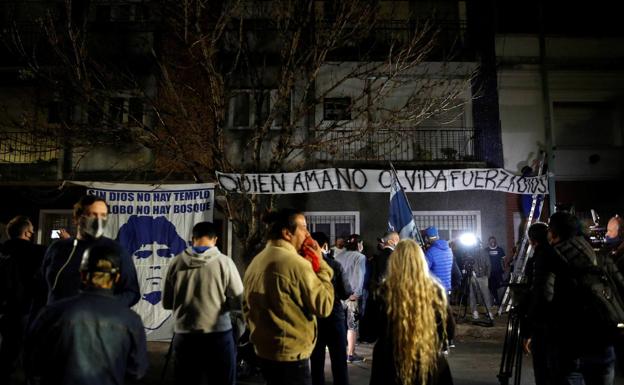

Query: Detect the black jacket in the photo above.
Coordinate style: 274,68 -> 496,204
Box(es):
40,237 -> 140,307
0,239 -> 46,315
549,237 -> 624,351
25,288 -> 148,385
322,254 -> 352,322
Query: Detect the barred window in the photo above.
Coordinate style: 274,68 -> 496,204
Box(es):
304,211 -> 360,244
413,210 -> 481,241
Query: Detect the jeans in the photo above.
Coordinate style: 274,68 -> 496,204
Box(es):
259,357 -> 311,385
310,318 -> 348,385
173,330 -> 236,385
549,345 -> 615,385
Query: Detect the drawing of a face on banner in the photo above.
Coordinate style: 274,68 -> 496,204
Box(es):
117,215 -> 188,330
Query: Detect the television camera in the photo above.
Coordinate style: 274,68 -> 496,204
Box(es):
587,209 -> 607,250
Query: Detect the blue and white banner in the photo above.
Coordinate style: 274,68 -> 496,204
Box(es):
388,171 -> 419,241
78,182 -> 214,340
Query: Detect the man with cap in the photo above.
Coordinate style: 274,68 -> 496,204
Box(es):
25,240 -> 148,385
423,226 -> 457,347
423,226 -> 454,293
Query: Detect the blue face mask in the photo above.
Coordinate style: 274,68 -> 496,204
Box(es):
192,246 -> 211,253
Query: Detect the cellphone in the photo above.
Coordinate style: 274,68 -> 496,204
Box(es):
51,230 -> 61,239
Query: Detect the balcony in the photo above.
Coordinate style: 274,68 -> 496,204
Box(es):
314,128 -> 482,165
0,131 -> 60,181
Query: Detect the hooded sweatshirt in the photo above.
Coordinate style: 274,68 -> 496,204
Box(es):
163,246 -> 243,334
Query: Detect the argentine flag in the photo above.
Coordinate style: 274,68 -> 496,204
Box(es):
387,170 -> 419,241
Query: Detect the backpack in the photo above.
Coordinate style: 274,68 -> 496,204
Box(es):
573,263 -> 624,335
556,238 -> 624,339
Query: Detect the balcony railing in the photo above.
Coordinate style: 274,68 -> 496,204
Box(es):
315,128 -> 480,163
0,131 -> 59,164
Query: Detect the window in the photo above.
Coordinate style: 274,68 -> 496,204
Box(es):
47,101 -> 71,125
86,95 -> 145,127
418,103 -> 466,129
304,211 -> 360,244
323,97 -> 352,121
93,3 -> 150,22
37,209 -> 74,246
413,210 -> 481,241
553,102 -> 617,147
227,89 -> 290,129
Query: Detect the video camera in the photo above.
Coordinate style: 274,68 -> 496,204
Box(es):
588,209 -> 607,250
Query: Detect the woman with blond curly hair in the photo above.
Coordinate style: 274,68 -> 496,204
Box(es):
370,239 -> 453,385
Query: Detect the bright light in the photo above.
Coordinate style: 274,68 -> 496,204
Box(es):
459,232 -> 477,247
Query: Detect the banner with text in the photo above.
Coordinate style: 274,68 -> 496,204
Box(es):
78,182 -> 214,339
217,168 -> 548,195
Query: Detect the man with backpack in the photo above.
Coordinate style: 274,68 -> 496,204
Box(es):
546,211 -> 624,385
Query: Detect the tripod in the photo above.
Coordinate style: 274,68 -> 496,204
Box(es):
497,303 -> 524,385
457,262 -> 494,325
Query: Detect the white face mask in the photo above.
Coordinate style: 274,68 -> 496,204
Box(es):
357,243 -> 364,253
79,216 -> 108,239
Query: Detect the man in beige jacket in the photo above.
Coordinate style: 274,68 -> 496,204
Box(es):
244,208 -> 334,385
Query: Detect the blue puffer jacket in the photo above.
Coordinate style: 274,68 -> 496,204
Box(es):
425,240 -> 454,291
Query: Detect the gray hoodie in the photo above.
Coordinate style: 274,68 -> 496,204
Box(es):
163,246 -> 243,333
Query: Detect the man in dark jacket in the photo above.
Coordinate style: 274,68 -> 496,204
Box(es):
25,241 -> 148,385
0,216 -> 46,383
521,222 -> 555,385
38,195 -> 140,308
310,232 -> 352,385
546,211 -> 623,385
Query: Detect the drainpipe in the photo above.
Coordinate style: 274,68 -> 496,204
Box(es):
538,1 -> 556,213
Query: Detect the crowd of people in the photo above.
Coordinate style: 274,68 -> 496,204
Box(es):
1,195 -> 623,385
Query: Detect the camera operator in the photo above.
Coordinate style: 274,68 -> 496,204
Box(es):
605,215 -> 624,271
464,241 -> 493,320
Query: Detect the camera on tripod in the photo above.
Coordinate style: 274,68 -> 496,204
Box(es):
587,209 -> 608,250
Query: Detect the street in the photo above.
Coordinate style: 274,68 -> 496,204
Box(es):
141,315 -> 621,385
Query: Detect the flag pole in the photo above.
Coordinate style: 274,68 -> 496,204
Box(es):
388,162 -> 424,246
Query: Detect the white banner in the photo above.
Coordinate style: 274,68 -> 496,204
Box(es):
78,182 -> 214,339
216,168 -> 548,195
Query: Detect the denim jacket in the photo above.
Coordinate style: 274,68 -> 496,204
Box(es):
25,288 -> 148,385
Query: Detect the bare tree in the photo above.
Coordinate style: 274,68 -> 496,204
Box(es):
2,0 -> 474,262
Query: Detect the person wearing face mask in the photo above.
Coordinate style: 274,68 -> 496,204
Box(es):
38,195 -> 140,308
335,234 -> 367,363
0,215 -> 46,384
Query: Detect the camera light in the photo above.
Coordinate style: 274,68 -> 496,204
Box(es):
459,232 -> 477,247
